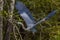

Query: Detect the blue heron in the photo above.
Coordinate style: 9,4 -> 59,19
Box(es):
15,1 -> 56,33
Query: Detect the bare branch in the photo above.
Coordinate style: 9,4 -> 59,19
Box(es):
5,0 -> 15,40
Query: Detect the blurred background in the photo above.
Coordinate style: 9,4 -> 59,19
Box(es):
0,0 -> 60,40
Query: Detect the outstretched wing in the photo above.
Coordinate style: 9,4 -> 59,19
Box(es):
15,1 -> 36,27
35,10 -> 56,26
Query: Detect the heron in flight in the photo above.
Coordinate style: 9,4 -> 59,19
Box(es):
15,1 -> 56,33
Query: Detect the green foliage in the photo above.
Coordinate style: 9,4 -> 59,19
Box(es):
2,0 -> 60,40
18,0 -> 60,40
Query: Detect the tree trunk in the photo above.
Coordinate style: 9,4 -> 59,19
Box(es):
0,15 -> 3,40
0,0 -> 3,40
